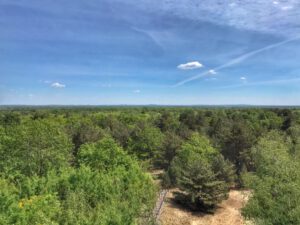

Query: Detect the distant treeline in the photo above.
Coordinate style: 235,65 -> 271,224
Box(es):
0,107 -> 299,224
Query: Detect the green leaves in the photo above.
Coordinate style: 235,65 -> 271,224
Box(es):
0,127 -> 156,225
168,133 -> 234,211
128,124 -> 164,162
242,131 -> 300,225
0,107 -> 299,224
78,137 -> 129,171
68,138 -> 156,225
0,120 -> 73,176
14,194 -> 61,225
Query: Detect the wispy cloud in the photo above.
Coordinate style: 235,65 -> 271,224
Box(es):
281,5 -> 293,10
208,69 -> 217,75
174,36 -> 300,87
177,61 -> 203,70
133,89 -> 141,93
240,76 -> 247,84
131,26 -> 166,51
51,82 -> 66,88
118,0 -> 300,37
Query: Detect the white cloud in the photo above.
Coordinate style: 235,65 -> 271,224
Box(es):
174,36 -> 300,87
133,89 -> 141,93
177,61 -> 203,70
208,69 -> 217,75
240,77 -> 247,83
51,82 -> 66,88
273,1 -> 279,5
281,5 -> 293,10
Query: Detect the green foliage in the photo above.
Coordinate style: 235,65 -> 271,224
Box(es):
181,133 -> 218,159
161,131 -> 182,168
0,112 -> 21,126
179,110 -> 198,130
0,179 -> 19,225
78,137 -> 129,170
128,123 -> 164,162
211,154 -> 236,184
67,119 -> 104,159
168,133 -> 234,211
287,124 -> 300,157
222,120 -> 256,174
69,138 -> 156,224
157,111 -> 180,132
15,194 -> 62,225
242,131 -> 300,225
0,120 -> 73,176
0,117 -> 156,224
0,179 -> 62,225
1,107 -> 299,224
62,165 -> 155,225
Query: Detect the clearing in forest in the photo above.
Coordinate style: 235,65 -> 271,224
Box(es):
159,189 -> 251,225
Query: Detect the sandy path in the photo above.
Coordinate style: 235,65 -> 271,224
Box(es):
160,190 -> 250,225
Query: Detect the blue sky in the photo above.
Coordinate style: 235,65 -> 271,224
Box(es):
1,0 -> 300,105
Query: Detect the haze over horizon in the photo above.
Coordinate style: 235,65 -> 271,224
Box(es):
1,0 -> 300,105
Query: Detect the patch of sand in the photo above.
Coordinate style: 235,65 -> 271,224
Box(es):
160,189 -> 251,225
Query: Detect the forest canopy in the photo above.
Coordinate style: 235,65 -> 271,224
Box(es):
0,106 -> 299,224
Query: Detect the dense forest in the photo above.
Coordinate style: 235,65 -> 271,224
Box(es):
0,106 -> 300,225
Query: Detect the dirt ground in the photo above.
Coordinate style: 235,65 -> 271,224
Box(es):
159,189 -> 251,225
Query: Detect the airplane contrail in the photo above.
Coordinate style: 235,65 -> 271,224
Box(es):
174,36 -> 300,87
